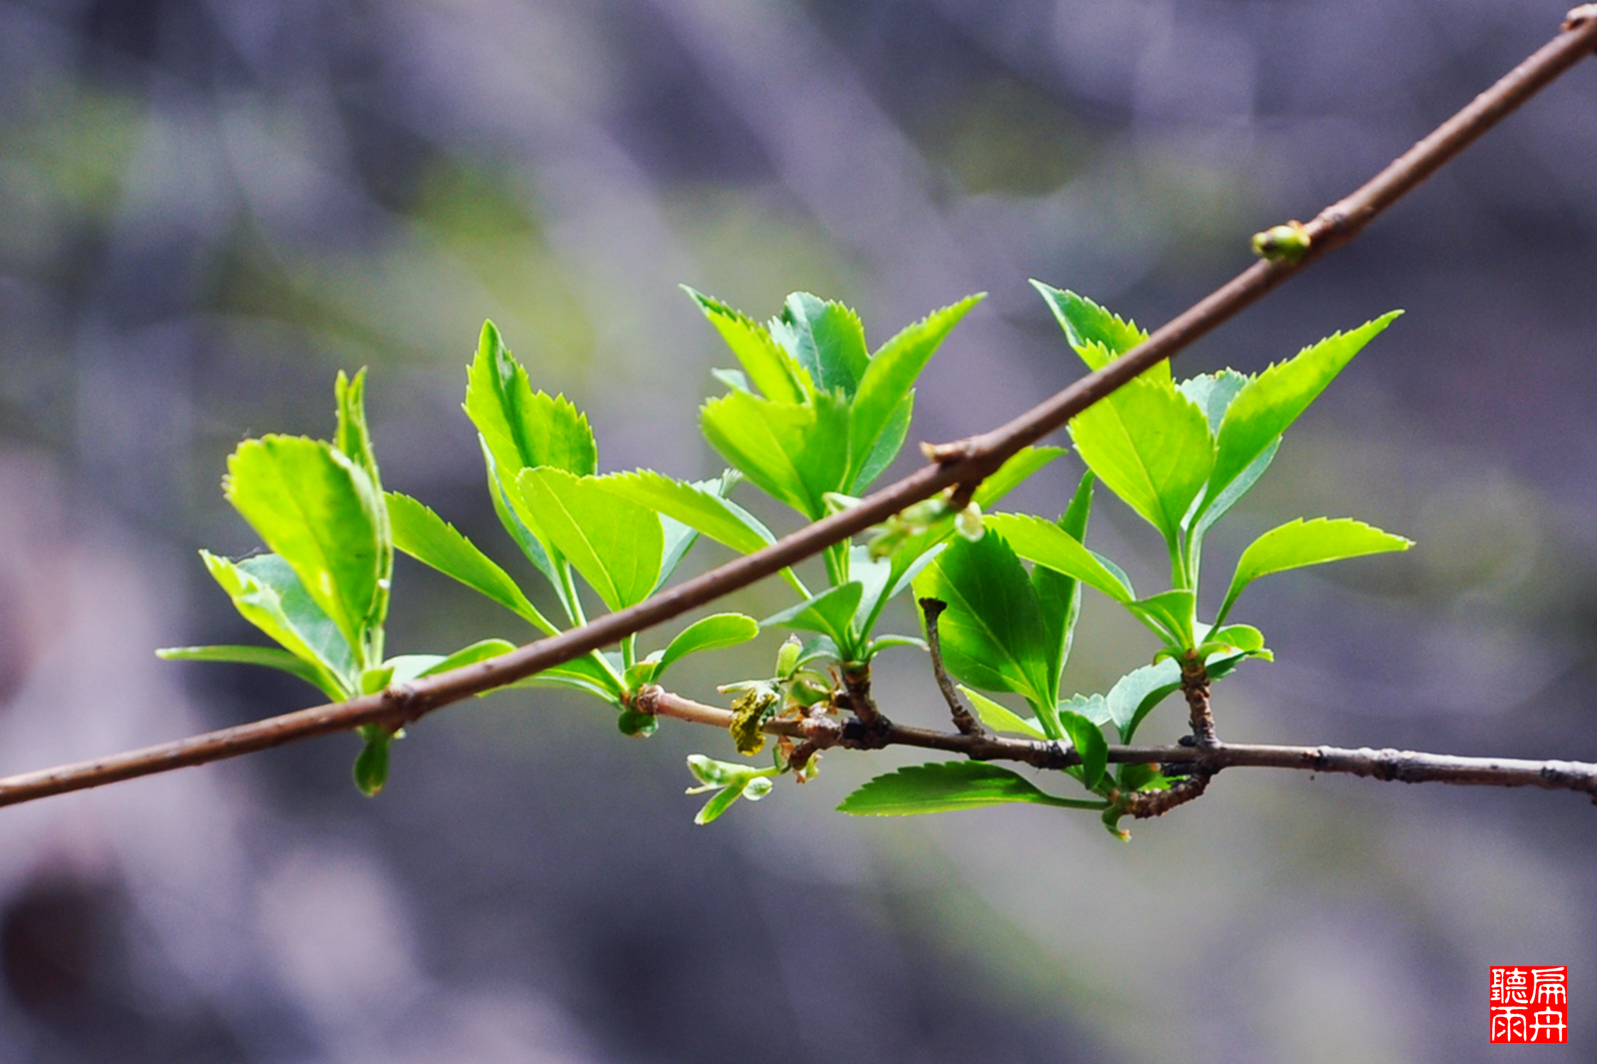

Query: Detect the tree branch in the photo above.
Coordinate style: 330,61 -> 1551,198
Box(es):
637,689 -> 1597,803
0,12 -> 1594,810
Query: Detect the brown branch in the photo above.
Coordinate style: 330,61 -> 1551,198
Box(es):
1181,658 -> 1217,749
639,689 -> 1597,802
0,13 -> 1594,809
919,598 -> 984,736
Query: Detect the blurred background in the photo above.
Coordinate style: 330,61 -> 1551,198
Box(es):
0,0 -> 1594,1060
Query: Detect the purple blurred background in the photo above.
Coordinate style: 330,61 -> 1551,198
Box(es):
0,1 -> 1594,1060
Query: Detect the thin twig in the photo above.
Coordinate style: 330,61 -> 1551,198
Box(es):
919,598 -> 984,736
0,13 -> 1594,809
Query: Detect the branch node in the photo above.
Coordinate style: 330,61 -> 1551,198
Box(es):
380,681 -> 426,726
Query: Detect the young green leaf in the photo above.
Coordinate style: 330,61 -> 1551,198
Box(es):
1205,312 -> 1400,511
654,613 -> 760,684
1125,589 -> 1198,650
464,320 -> 598,480
386,492 -> 557,634
762,582 -> 865,654
1032,472 -> 1094,696
1029,282 -> 1160,380
223,436 -> 384,659
1191,438 -> 1279,543
770,292 -> 870,397
156,645 -> 342,700
970,446 -> 1067,510
518,468 -> 664,612
598,470 -> 775,556
960,686 -> 1048,740
1068,375 -> 1213,543
1058,709 -> 1109,790
1217,517 -> 1413,624
685,288 -> 810,403
838,761 -> 1106,815
353,728 -> 392,796
506,652 -> 626,703
384,638 -> 518,686
850,392 -> 912,493
983,512 -> 1135,603
699,390 -> 816,515
480,440 -> 567,599
848,293 -> 983,485
911,532 -> 1054,711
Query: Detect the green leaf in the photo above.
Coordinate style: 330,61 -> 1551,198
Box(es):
655,613 -> 760,684
1218,517 -> 1413,624
1206,624 -> 1266,654
464,320 -> 598,480
1205,312 -> 1400,511
1030,281 -> 1163,383
224,436 -> 383,660
911,532 -> 1053,712
386,491 -> 556,634
598,469 -> 774,556
961,686 -> 1047,740
699,390 -> 815,515
156,644 -> 340,699
480,439 -> 566,597
506,651 -> 626,703
762,582 -> 865,654
684,287 -> 809,404
1125,589 -> 1198,650
1192,438 -> 1279,542
839,761 -> 1105,815
970,446 -> 1067,510
518,468 -> 665,612
1058,709 -> 1108,789
850,391 -> 912,493
334,368 -> 382,493
1106,660 -> 1182,738
1068,375 -> 1213,542
1032,472 -> 1094,694
384,638 -> 518,686
771,292 -> 870,397
848,293 -> 983,485
983,512 -> 1134,603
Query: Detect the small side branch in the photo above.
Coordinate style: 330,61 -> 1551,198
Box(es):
1181,658 -> 1218,748
919,598 -> 984,736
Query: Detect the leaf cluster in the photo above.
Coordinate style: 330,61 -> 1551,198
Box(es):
165,282 -> 1411,833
